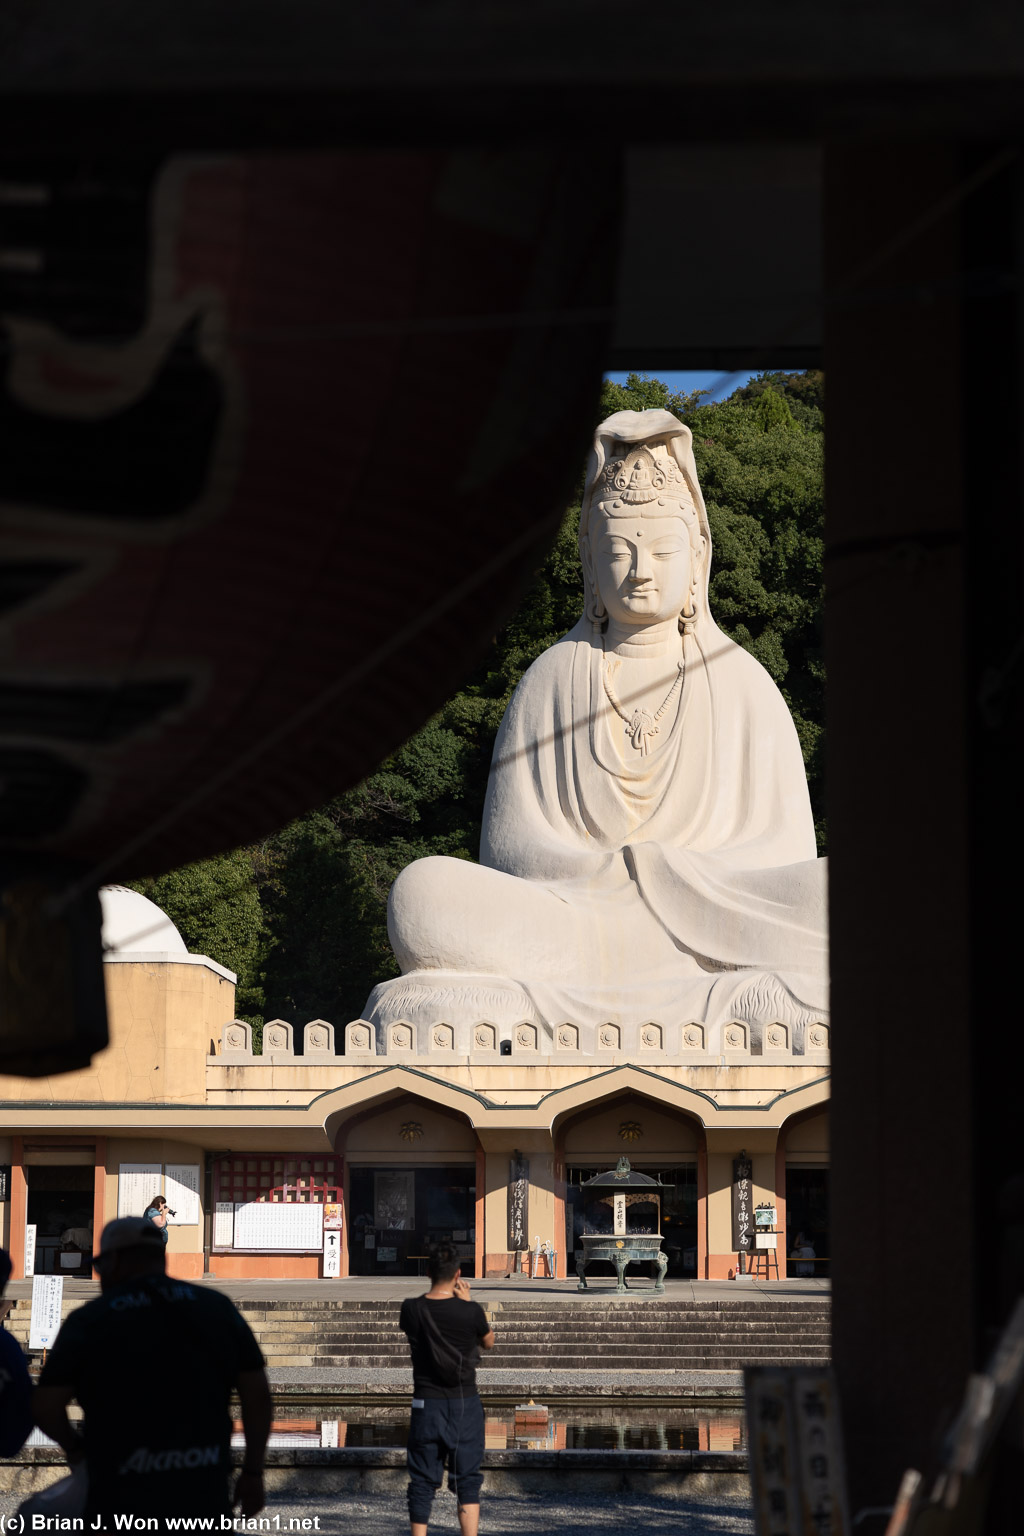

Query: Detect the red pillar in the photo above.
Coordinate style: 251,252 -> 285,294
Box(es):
551,1140 -> 566,1282
9,1138 -> 26,1279
339,1156 -> 349,1278
474,1142 -> 486,1279
696,1140 -> 708,1280
92,1137 -> 107,1257
774,1131 -> 787,1281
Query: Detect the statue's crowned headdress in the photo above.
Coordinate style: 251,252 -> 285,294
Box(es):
600,444 -> 684,507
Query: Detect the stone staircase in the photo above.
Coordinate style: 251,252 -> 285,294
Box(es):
5,1294 -> 831,1373
237,1297 -> 831,1371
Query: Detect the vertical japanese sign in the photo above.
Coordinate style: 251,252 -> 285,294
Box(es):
24,1224 -> 37,1278
746,1368 -> 801,1535
29,1275 -> 64,1350
792,1370 -> 850,1536
322,1229 -> 341,1278
745,1366 -> 851,1536
732,1153 -> 754,1253
508,1154 -> 529,1251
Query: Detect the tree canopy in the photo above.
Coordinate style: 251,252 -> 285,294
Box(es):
130,370 -> 825,1035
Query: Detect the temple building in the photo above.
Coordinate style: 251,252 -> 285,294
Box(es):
2,410 -> 831,1286
0,884 -> 829,1284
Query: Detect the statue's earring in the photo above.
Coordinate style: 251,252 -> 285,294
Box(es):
679,600 -> 698,637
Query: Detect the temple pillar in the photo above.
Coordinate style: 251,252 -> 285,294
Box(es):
825,142 -> 979,1512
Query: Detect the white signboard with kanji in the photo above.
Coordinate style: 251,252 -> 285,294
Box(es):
29,1275 -> 64,1350
165,1164 -> 201,1225
233,1201 -> 323,1250
117,1162 -> 162,1218
214,1202 -> 235,1247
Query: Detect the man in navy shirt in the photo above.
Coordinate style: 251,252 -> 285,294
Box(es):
399,1244 -> 495,1536
34,1218 -> 271,1532
0,1249 -> 33,1457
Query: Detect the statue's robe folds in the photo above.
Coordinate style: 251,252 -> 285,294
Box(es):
374,617 -> 828,1033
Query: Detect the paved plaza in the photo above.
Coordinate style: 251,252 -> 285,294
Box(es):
5,1274 -> 829,1304
0,1486 -> 754,1535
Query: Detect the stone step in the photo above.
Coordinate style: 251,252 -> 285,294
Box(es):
238,1301 -> 832,1315
252,1321 -> 828,1342
312,1351 -> 831,1369
312,1336 -> 831,1354
284,1310 -> 832,1327
305,1333 -> 828,1351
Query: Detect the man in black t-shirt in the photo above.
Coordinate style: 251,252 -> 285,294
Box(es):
399,1244 -> 495,1536
0,1249 -> 33,1457
34,1217 -> 272,1531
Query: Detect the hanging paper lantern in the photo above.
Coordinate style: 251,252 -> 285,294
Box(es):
0,147 -> 616,1072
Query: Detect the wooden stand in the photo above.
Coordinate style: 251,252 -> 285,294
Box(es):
752,1231 -> 780,1280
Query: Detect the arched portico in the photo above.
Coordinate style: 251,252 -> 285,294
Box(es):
333,1087 -> 482,1278
775,1102 -> 830,1279
552,1086 -> 708,1280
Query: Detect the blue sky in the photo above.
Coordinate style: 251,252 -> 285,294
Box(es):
603,369 -> 768,403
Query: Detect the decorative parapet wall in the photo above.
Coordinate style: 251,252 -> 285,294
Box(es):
211,1013 -> 829,1068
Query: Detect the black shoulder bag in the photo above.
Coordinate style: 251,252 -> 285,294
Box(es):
411,1298 -> 464,1388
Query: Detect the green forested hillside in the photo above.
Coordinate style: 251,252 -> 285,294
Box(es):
132,371 -> 824,1035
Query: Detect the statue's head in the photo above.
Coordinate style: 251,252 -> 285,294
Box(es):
579,410 -> 710,633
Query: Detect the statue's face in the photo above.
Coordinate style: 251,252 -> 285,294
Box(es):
589,512 -> 693,628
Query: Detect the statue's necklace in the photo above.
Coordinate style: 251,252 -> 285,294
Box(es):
601,643 -> 685,756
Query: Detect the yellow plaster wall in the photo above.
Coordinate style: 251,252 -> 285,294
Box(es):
207,1059 -> 828,1104
562,1095 -> 700,1158
786,1111 -> 830,1153
477,1130 -> 556,1259
105,1138 -> 207,1258
0,962 -> 234,1105
705,1129 -> 781,1256
344,1101 -> 476,1157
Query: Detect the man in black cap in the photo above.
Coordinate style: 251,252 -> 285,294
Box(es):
34,1217 -> 271,1531
0,1248 -> 33,1456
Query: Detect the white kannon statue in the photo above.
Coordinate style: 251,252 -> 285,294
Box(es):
364,409 -> 828,1049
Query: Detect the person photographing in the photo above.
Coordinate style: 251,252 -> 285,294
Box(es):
399,1244 -> 495,1536
143,1194 -> 171,1244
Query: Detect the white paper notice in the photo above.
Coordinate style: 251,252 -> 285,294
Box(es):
24,1225 -> 37,1278
117,1163 -> 162,1219
233,1201 -> 323,1250
29,1275 -> 64,1350
164,1164 -> 201,1225
214,1203 -> 235,1248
